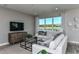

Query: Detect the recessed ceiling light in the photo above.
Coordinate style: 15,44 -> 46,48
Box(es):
56,8 -> 58,10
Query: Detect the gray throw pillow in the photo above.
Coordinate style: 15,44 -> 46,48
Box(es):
43,44 -> 49,47
38,31 -> 47,36
53,32 -> 63,40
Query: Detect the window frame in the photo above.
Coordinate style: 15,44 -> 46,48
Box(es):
38,16 -> 62,31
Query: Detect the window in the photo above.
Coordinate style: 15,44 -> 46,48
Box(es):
39,19 -> 45,30
53,17 -> 62,31
45,18 -> 53,30
38,16 -> 62,31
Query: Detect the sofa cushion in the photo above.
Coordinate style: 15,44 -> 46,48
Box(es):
37,37 -> 54,47
53,32 -> 63,41
49,34 -> 64,50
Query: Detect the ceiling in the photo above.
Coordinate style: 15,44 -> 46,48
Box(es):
0,4 -> 79,16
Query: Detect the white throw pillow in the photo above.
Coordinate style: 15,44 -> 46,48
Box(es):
49,34 -> 64,50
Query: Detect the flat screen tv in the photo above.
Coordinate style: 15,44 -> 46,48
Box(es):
10,22 -> 24,31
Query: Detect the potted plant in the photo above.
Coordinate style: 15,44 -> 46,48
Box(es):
37,49 -> 48,54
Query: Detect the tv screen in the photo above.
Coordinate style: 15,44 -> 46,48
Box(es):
10,22 -> 24,31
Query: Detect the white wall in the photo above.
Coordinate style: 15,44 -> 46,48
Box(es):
0,7 -> 35,44
63,9 -> 79,42
38,12 -> 60,18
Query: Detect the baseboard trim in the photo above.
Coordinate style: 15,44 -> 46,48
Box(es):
0,42 -> 9,46
68,41 -> 79,45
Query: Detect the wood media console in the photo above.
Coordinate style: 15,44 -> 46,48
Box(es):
8,32 -> 27,44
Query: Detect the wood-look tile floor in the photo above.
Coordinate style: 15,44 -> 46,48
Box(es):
0,43 -> 31,54
66,43 -> 79,54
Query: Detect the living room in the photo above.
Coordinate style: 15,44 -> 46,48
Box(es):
0,4 -> 79,54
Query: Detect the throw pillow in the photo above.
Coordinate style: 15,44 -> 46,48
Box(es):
38,31 -> 47,36
53,32 -> 63,40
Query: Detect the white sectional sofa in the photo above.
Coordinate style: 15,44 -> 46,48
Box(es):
32,34 -> 68,54
35,30 -> 64,46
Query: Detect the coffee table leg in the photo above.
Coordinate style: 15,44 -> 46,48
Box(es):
25,41 -> 26,49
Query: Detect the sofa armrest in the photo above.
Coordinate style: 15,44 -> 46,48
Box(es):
56,36 -> 68,54
32,44 -> 57,54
